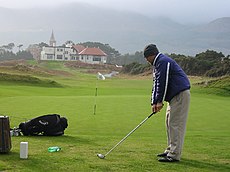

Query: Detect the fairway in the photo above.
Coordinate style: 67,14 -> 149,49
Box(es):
0,69 -> 230,172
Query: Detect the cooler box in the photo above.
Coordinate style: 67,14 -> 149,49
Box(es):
0,116 -> 12,153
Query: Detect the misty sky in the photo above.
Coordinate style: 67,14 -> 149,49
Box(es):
0,0 -> 229,24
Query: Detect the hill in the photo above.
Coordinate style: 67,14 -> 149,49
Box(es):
0,59 -> 229,98
0,72 -> 62,87
0,60 -> 121,86
195,75 -> 230,96
0,60 -> 66,87
0,4 -> 230,55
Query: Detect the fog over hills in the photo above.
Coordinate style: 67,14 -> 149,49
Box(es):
0,3 -> 230,55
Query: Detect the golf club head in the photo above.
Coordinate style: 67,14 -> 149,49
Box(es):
97,153 -> 105,159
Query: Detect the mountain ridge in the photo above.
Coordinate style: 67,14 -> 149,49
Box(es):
0,4 -> 229,55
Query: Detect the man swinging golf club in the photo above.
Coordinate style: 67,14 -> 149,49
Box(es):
144,44 -> 190,162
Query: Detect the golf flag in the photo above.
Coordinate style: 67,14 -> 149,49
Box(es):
97,72 -> 105,80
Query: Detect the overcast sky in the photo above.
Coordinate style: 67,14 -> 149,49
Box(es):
0,0 -> 229,24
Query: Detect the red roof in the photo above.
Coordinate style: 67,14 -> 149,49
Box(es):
79,47 -> 107,56
72,45 -> 85,53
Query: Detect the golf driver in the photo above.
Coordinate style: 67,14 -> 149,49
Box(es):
97,112 -> 156,159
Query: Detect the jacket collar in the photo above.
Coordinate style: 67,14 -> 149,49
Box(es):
153,53 -> 161,66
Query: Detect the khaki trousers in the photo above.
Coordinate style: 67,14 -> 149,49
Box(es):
165,89 -> 190,160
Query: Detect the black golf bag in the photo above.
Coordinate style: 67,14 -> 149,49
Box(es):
18,114 -> 68,136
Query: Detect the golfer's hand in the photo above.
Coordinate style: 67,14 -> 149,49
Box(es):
152,103 -> 163,113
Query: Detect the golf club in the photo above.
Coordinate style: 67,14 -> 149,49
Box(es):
97,112 -> 156,159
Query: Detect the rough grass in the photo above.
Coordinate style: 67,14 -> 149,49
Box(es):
0,61 -> 229,172
193,75 -> 230,96
0,72 -> 62,87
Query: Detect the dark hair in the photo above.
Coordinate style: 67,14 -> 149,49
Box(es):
143,44 -> 159,58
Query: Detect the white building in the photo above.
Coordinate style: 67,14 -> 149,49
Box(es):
78,47 -> 107,64
49,30 -> 56,47
41,46 -> 78,61
40,31 -> 107,64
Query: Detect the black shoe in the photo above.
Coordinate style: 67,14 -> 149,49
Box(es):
158,156 -> 179,162
157,152 -> 168,157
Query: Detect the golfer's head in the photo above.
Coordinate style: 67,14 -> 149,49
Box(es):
143,44 -> 159,65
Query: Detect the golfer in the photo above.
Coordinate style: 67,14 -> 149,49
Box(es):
143,44 -> 190,162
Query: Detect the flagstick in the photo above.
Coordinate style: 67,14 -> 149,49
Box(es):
93,79 -> 98,115
93,72 -> 105,115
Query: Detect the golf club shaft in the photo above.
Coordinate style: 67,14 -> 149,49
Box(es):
104,112 -> 155,157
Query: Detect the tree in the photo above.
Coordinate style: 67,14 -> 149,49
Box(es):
79,42 -> 120,57
195,50 -> 224,62
16,50 -> 33,60
0,51 -> 16,60
121,62 -> 150,75
0,43 -> 15,52
38,42 -> 49,48
17,44 -> 23,52
26,44 -> 42,61
7,43 -> 15,51
64,40 -> 75,47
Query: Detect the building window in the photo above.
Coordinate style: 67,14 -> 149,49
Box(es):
57,55 -> 63,59
47,54 -> 54,59
57,48 -> 63,52
70,55 -> 77,60
93,57 -> 101,61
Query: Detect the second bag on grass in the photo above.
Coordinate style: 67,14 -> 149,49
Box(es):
0,116 -> 12,153
19,114 -> 68,136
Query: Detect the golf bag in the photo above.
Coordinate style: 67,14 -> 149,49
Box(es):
0,116 -> 12,153
18,114 -> 68,136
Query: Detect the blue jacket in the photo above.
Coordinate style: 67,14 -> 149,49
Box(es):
151,53 -> 190,104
